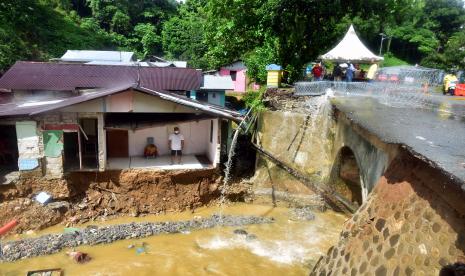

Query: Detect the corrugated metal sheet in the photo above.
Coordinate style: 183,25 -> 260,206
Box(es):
0,62 -> 202,92
60,50 -> 135,62
201,75 -> 234,90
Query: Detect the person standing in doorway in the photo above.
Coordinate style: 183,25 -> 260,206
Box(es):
169,127 -> 184,165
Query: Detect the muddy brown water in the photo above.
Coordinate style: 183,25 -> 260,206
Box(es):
1,203 -> 346,275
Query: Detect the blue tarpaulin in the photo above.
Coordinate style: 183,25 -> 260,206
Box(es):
18,158 -> 39,170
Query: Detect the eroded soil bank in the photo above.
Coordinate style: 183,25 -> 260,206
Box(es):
0,169 -> 248,235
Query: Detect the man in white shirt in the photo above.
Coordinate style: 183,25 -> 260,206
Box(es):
168,127 -> 184,165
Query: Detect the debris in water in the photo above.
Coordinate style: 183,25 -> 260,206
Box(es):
27,268 -> 63,276
136,247 -> 145,255
233,229 -> 248,235
66,251 -> 91,264
246,234 -> 257,241
289,207 -> 316,221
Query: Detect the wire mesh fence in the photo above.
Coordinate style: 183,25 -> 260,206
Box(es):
296,65 -> 445,94
294,66 -> 465,119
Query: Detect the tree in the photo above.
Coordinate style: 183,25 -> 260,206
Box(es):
133,23 -> 161,57
162,0 -> 209,68
0,0 -> 112,71
111,10 -> 131,34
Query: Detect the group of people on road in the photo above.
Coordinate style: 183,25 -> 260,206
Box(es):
311,61 -> 378,82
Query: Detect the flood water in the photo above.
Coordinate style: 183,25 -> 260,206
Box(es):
1,203 -> 346,276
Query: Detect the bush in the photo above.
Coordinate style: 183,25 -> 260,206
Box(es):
243,87 -> 266,112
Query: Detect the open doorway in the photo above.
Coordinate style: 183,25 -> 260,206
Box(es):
63,132 -> 79,171
80,118 -> 98,169
0,125 -> 19,180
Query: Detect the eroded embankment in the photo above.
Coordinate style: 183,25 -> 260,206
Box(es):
311,148 -> 465,275
0,169 -> 248,235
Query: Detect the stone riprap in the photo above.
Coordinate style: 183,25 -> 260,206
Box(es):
311,152 -> 465,275
289,206 -> 316,221
0,214 -> 273,262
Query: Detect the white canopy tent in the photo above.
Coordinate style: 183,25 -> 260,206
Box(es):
320,25 -> 383,63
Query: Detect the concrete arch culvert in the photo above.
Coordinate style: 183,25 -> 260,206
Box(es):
329,146 -> 364,208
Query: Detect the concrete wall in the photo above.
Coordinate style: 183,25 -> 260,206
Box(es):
127,119 -> 210,157
254,109 -> 396,205
40,113 -> 79,178
18,112 -> 104,177
255,110 -> 335,183
61,90 -> 196,113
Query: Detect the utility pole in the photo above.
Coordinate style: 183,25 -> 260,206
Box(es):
379,33 -> 387,56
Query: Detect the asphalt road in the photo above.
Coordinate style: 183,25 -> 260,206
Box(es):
332,94 -> 465,189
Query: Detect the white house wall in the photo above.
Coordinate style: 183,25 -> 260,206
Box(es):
61,98 -> 105,113
131,92 -> 195,113
15,121 -> 40,160
60,91 -> 197,113
128,119 -> 210,157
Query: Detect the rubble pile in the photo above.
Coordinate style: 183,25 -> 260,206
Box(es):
263,88 -> 311,112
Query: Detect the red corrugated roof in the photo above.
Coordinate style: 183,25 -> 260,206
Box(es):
0,61 -> 201,91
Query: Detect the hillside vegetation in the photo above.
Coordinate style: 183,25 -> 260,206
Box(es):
0,0 -> 464,82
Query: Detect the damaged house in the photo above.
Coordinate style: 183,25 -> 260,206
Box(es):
0,61 -> 241,183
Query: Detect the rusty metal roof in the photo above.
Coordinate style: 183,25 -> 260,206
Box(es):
0,61 -> 201,91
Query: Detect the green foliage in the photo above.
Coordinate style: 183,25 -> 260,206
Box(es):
243,87 -> 266,112
162,0 -> 209,68
0,0 -> 464,77
443,31 -> 465,70
111,10 -> 131,34
0,0 -> 112,71
244,38 -> 279,84
133,23 -> 161,57
382,53 -> 410,67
